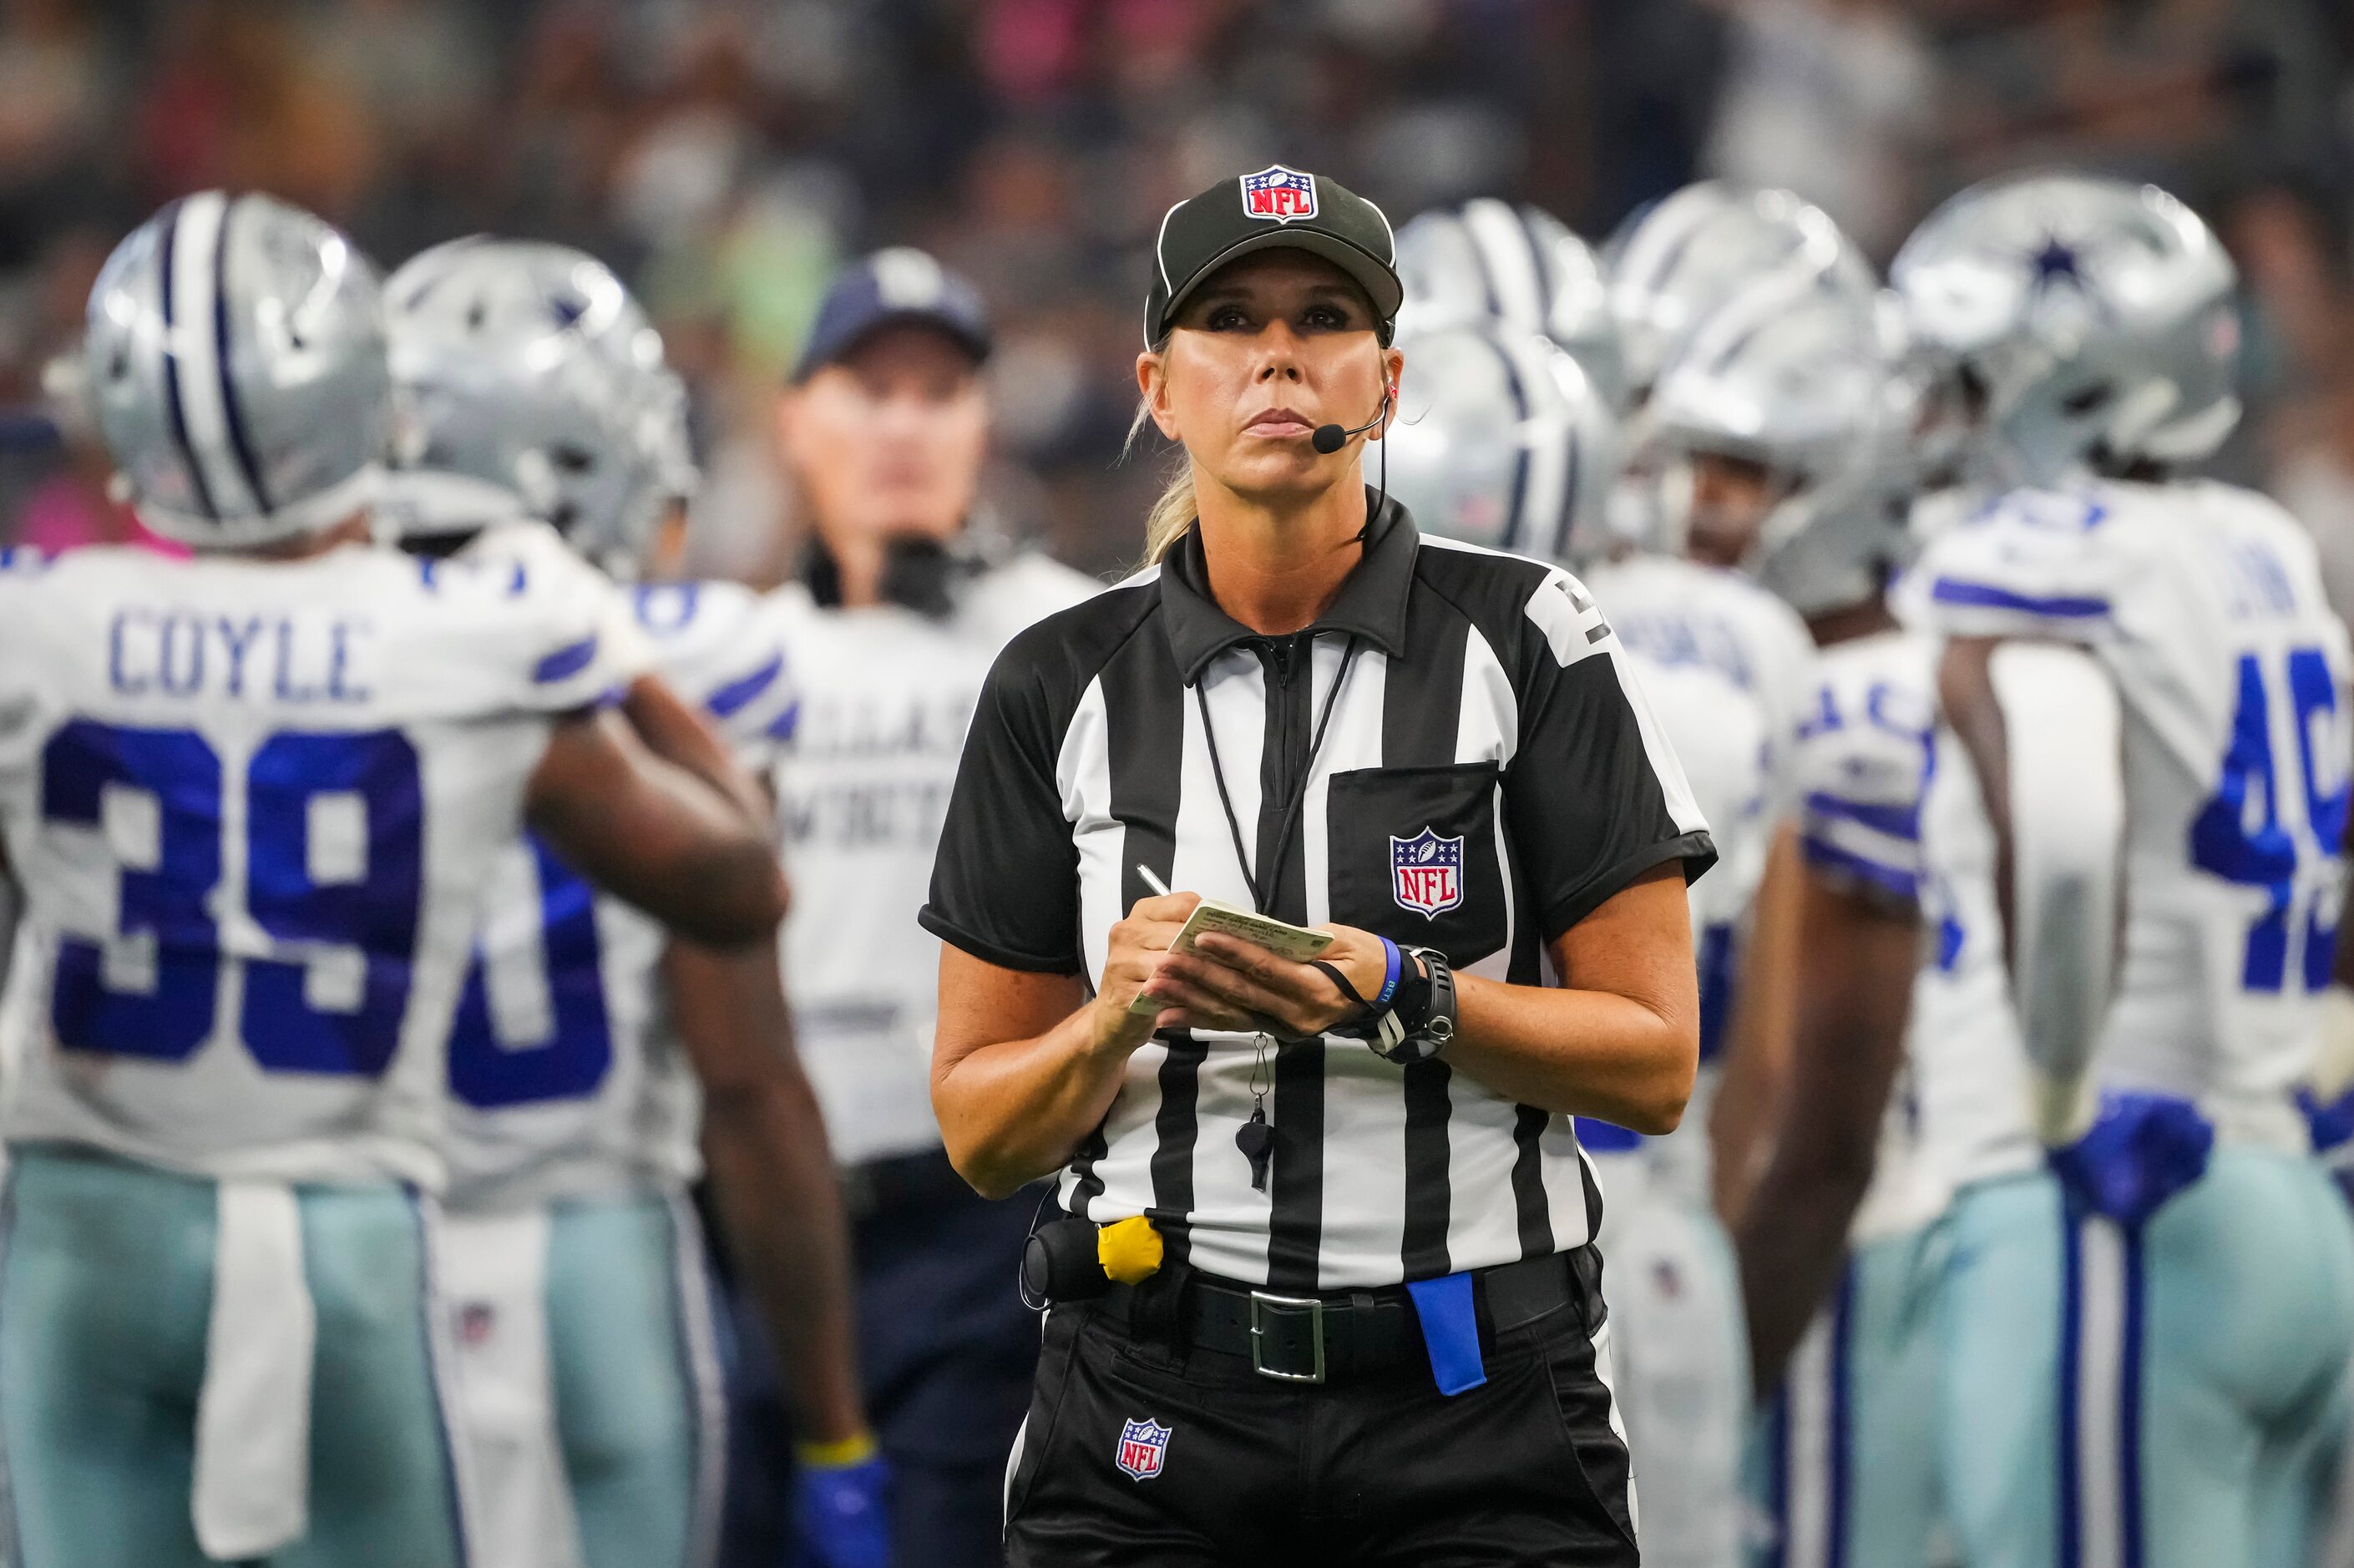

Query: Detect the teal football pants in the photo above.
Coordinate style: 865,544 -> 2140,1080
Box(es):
439,1191 -> 726,1568
546,1194 -> 726,1568
1936,1151 -> 2354,1568
0,1142 -> 470,1567
1754,1223 -> 1947,1567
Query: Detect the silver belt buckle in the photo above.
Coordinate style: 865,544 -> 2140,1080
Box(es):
1248,1290 -> 1327,1383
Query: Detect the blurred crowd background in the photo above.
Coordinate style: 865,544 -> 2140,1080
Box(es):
5,0 -> 2354,583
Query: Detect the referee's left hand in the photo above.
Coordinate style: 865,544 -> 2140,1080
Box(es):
1157,925 -> 1391,1039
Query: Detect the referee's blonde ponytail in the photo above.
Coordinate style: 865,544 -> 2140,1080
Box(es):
1131,334 -> 1197,566
1140,464 -> 1197,565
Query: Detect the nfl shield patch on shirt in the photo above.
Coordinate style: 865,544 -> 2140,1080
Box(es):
1238,164 -> 1318,224
1116,1417 -> 1171,1481
1391,827 -> 1465,918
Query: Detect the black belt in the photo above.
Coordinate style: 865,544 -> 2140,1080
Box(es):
1101,1245 -> 1602,1384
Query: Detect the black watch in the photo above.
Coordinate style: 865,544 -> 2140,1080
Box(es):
1367,946 -> 1456,1065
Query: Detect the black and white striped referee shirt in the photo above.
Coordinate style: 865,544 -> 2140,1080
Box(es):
920,498 -> 1714,1290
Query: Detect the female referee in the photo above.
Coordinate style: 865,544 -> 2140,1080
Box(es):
919,165 -> 1714,1567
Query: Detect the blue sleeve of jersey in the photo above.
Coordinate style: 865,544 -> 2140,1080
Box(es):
1903,488 -> 2118,645
644,585 -> 799,766
699,640 -> 797,766
460,556 -> 628,715
1794,664 -> 1936,910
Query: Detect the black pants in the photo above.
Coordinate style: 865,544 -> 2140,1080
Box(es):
1003,1282 -> 1639,1566
716,1156 -> 1040,1568
852,1166 -> 1041,1565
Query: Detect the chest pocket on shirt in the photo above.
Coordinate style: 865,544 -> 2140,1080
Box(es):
1325,761 -> 1507,968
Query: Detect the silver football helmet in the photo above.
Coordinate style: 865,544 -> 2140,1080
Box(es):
1394,199 -> 1624,410
84,191 -> 391,548
1641,274 -> 1915,615
384,237 -> 695,570
1604,181 -> 1878,405
1891,171 -> 2240,487
1384,321 -> 1619,568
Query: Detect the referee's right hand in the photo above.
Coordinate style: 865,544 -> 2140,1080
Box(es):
1095,891 -> 1203,1045
935,890 -> 1212,1197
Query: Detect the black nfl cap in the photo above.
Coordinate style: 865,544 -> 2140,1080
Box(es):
792,247 -> 991,383
1145,165 -> 1403,346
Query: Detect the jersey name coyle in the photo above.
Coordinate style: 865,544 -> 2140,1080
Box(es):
107,607 -> 381,704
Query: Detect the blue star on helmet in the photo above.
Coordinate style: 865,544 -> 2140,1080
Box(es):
544,290 -> 589,331
2026,235 -> 2088,293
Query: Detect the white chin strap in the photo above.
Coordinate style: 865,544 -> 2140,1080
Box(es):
2137,393 -> 2241,463
2103,377 -> 2181,460
1627,456 -> 1697,556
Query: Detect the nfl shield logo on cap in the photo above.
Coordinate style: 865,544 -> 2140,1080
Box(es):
1116,1417 -> 1172,1481
1238,164 -> 1319,225
1391,828 -> 1465,918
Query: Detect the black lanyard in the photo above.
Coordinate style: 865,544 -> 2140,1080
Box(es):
1192,634 -> 1361,916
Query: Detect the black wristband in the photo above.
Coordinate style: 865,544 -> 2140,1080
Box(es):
1366,947 -> 1455,1065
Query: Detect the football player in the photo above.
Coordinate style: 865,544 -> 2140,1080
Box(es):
0,194 -> 783,1566
1602,181 -> 1878,414
382,237 -> 884,1568
1678,279 -> 1957,1566
754,248 -> 1097,1568
1392,197 -> 1624,408
1593,184 -> 1885,1237
1383,311 -> 1774,1568
1898,171 -> 2354,1568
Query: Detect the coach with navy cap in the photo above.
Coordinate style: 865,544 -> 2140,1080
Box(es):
927,168 -> 1714,1564
729,246 -> 1097,1568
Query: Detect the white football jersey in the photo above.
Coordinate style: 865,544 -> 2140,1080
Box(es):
773,552 -> 1096,1166
1909,701 -> 2038,1192
1790,628 -> 1972,1237
1901,479 -> 2353,1148
441,563 -> 798,1209
1579,553 -> 1810,1202
1597,644 -> 1774,1203
0,542 -> 623,1186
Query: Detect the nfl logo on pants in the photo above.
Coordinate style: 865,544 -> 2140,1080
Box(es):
1116,1417 -> 1171,1482
1392,828 -> 1464,918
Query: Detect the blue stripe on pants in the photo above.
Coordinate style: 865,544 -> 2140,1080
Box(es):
1827,1265 -> 1855,1568
1763,1391 -> 1789,1568
661,1195 -> 726,1568
2062,1203 -> 2149,1568
2120,1224 -> 2146,1568
2061,1206 -> 2084,1568
1759,1257 -> 1857,1568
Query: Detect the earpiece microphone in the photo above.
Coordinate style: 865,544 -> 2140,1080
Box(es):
1312,387 -> 1395,454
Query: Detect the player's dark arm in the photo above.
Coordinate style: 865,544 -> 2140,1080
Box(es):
1939,639 -> 2018,972
2325,772 -> 2354,1098
620,674 -> 772,832
527,708 -> 786,947
1713,822 -> 1803,1226
664,936 -> 869,1447
1733,873 -> 1917,1395
2337,887 -> 2354,990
